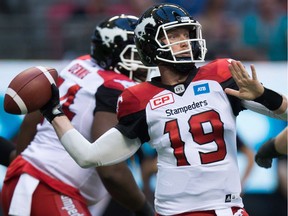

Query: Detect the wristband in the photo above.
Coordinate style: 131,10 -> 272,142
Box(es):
253,87 -> 283,111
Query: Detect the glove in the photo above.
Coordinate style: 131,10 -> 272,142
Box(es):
134,200 -> 154,216
40,84 -> 64,123
255,138 -> 282,168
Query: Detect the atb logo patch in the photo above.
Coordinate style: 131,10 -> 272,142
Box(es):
149,93 -> 174,110
193,83 -> 210,95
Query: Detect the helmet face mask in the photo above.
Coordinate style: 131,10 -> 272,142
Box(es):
155,20 -> 207,64
134,4 -> 207,68
118,44 -> 150,82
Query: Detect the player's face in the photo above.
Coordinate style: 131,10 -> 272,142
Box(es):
160,27 -> 191,57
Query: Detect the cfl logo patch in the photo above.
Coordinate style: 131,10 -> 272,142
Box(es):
150,93 -> 174,110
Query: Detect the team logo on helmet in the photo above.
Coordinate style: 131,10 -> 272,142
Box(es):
135,16 -> 156,41
96,26 -> 128,47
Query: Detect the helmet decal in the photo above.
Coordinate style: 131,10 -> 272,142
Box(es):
135,16 -> 156,41
96,26 -> 128,47
91,14 -> 150,81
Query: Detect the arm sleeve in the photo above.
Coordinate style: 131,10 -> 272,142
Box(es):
60,127 -> 141,168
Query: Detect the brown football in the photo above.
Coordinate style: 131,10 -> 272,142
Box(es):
4,66 -> 58,114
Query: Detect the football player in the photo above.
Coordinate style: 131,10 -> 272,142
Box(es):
35,3 -> 288,216
1,15 -> 154,216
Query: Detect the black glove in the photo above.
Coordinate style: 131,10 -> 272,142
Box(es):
134,200 -> 154,216
255,138 -> 283,168
40,84 -> 64,123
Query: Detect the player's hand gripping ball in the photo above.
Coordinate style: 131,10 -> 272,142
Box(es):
4,66 -> 58,114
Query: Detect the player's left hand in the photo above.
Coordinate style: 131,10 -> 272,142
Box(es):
40,84 -> 64,123
224,60 -> 264,100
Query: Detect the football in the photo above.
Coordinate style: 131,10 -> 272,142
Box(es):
4,66 -> 58,114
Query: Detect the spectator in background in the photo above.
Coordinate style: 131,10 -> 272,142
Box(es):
0,0 -> 11,13
46,0 -> 155,59
86,0 -> 154,16
226,0 -> 258,18
240,0 -> 287,61
0,0 -> 28,14
197,0 -> 242,60
158,0 -> 208,16
277,0 -> 287,14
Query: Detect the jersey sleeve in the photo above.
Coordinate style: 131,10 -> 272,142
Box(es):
115,87 -> 150,143
94,84 -> 122,114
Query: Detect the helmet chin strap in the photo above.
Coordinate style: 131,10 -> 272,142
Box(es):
160,58 -> 196,75
173,62 -> 196,74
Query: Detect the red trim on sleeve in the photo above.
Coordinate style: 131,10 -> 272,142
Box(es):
98,70 -> 136,91
117,82 -> 164,119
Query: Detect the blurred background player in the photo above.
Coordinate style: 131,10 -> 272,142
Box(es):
255,126 -> 287,168
1,14 -> 154,216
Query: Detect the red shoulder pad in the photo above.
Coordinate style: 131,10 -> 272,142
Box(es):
117,82 -> 163,119
76,55 -> 91,60
98,70 -> 136,91
194,58 -> 233,83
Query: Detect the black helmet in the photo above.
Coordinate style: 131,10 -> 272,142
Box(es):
91,14 -> 149,81
134,3 -> 207,67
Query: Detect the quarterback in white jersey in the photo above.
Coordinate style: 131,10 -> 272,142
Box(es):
116,58 -> 245,214
24,4 -> 287,216
1,15 -> 154,216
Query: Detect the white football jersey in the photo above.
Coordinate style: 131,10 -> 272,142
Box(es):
116,59 -> 244,215
22,55 -> 136,205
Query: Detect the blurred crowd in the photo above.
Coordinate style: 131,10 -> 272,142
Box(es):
0,0 -> 287,61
